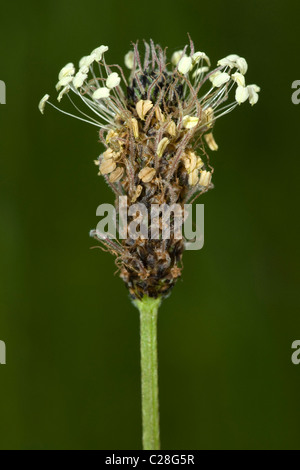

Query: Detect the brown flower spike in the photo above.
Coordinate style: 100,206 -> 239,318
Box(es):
39,38 -> 260,300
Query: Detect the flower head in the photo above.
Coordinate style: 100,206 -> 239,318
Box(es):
40,38 -> 260,299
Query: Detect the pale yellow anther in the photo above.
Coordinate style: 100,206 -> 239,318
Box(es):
157,137 -> 170,157
166,120 -> 177,137
204,132 -> 219,151
93,87 -> 110,100
209,71 -> 221,83
138,167 -> 156,183
171,50 -> 184,66
103,148 -> 119,160
247,84 -> 260,106
56,76 -> 73,91
38,94 -> 49,114
106,130 -> 118,143
136,100 -> 153,120
73,72 -> 87,89
192,52 -> 211,66
182,115 -> 199,129
99,159 -> 116,175
131,118 -> 139,139
196,157 -> 204,169
199,170 -> 212,187
192,66 -> 209,78
92,45 -> 108,61
235,86 -> 249,104
217,57 -> 236,68
211,72 -> 230,88
58,63 -> 75,81
178,56 -> 192,75
106,72 -> 121,89
232,72 -> 245,87
57,86 -> 70,102
182,156 -> 190,170
204,107 -> 214,128
109,166 -> 124,183
155,106 -> 165,122
236,57 -> 248,75
79,54 -> 96,68
188,169 -> 199,186
182,151 -> 197,173
187,151 -> 197,172
124,50 -> 135,69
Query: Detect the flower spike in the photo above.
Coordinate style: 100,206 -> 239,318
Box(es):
39,38 -> 260,298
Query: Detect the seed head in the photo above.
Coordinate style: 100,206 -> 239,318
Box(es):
39,37 -> 260,299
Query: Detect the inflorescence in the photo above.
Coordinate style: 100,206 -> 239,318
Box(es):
39,38 -> 260,299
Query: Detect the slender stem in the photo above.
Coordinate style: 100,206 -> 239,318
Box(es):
135,296 -> 161,450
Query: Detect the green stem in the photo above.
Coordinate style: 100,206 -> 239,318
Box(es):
135,296 -> 161,450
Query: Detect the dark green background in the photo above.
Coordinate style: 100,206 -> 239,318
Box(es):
0,0 -> 299,450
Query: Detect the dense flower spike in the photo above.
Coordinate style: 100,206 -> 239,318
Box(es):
39,38 -> 260,299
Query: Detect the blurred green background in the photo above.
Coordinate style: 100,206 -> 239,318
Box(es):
0,0 -> 299,450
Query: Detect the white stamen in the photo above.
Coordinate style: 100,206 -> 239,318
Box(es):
192,52 -> 210,66
247,84 -> 260,105
106,72 -> 121,89
209,70 -> 221,83
79,54 -> 96,68
124,51 -> 135,69
47,101 -> 102,127
182,115 -> 199,129
212,72 -> 230,88
39,94 -> 50,114
235,86 -> 249,104
231,72 -> 245,87
217,57 -> 236,68
199,170 -> 212,187
226,54 -> 240,61
192,66 -> 209,78
178,56 -> 192,75
40,40 -> 259,142
58,63 -> 75,80
56,76 -> 73,91
171,50 -> 185,66
92,45 -> 109,61
236,57 -> 248,75
73,72 -> 88,89
79,65 -> 89,74
93,87 -> 110,100
57,86 -> 70,102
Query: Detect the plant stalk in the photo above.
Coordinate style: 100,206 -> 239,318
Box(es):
135,296 -> 161,450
